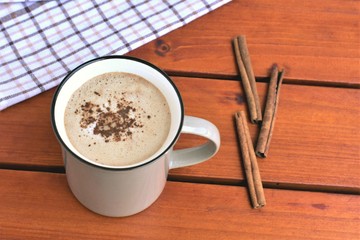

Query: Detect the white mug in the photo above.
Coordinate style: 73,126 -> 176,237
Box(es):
51,56 -> 220,217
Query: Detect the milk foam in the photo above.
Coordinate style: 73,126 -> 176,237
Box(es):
64,72 -> 171,166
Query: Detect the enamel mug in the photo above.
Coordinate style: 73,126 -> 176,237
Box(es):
51,56 -> 220,217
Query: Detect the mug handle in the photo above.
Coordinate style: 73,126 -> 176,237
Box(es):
170,116 -> 221,169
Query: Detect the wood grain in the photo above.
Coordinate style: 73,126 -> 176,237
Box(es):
1,1 -> 359,238
172,77 -> 360,192
0,77 -> 359,191
0,169 -> 359,240
128,0 -> 360,85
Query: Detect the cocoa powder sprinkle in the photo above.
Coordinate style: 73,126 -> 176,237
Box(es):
77,96 -> 144,143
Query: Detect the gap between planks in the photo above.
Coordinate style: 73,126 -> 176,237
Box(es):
1,163 -> 358,195
166,71 -> 360,89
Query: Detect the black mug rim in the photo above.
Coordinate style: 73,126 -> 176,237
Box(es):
50,55 -> 184,171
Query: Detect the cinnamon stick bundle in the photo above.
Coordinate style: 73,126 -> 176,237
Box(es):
235,111 -> 266,208
256,66 -> 285,158
233,36 -> 262,123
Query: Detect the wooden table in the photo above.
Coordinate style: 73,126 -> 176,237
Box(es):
1,0 -> 359,239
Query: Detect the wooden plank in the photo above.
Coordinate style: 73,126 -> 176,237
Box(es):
171,77 -> 360,192
0,169 -> 359,240
127,0 -> 360,85
0,89 -> 61,168
1,77 -> 359,191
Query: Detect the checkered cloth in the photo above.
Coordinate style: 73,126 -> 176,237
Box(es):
0,0 -> 230,111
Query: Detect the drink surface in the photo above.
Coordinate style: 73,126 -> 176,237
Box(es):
64,72 -> 171,166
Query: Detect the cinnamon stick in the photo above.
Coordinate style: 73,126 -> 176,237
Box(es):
233,36 -> 262,123
256,66 -> 285,158
235,111 -> 266,208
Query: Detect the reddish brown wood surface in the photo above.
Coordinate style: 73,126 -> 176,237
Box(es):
0,169 -> 359,240
128,0 -> 360,86
172,77 -> 360,192
1,77 -> 359,192
1,1 -> 359,238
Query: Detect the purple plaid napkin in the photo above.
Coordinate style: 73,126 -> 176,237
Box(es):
0,0 -> 230,111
